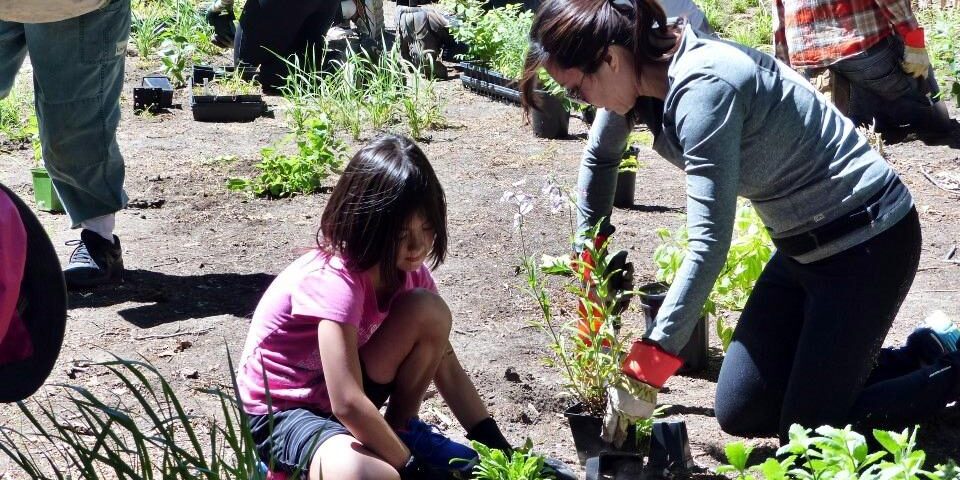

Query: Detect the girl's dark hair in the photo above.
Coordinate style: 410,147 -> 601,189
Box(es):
319,135 -> 447,290
520,0 -> 672,113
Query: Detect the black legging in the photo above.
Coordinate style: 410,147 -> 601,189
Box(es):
715,208 -> 959,441
234,0 -> 340,92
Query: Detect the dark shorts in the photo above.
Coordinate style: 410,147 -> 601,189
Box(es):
247,364 -> 394,475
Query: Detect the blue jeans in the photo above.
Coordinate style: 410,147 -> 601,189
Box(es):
0,0 -> 129,226
830,34 -> 947,133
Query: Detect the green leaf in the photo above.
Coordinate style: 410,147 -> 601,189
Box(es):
724,441 -> 753,470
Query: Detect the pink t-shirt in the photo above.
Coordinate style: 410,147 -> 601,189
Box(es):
238,250 -> 437,415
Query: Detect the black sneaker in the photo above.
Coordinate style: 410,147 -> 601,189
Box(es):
205,6 -> 236,49
63,229 -> 123,289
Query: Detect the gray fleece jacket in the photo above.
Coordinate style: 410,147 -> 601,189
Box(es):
641,26 -> 913,354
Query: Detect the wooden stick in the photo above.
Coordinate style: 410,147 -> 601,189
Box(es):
134,327 -> 214,341
921,167 -> 960,195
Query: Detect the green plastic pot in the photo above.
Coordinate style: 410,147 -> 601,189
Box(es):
30,167 -> 64,213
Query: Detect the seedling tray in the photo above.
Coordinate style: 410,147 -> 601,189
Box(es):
189,74 -> 265,123
459,61 -> 521,104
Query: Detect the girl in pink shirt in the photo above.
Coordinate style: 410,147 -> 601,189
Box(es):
237,135 -> 512,479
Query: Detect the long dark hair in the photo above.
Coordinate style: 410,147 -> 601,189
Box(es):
520,0 -> 673,113
319,135 -> 448,290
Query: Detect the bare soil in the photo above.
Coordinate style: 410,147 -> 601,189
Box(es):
1,22 -> 959,478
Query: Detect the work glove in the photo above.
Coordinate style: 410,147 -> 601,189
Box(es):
899,27 -> 931,79
602,341 -> 683,447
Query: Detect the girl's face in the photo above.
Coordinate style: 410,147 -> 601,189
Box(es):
396,212 -> 436,272
546,45 -> 640,116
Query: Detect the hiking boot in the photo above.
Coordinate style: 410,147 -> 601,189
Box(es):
63,229 -> 123,290
396,418 -> 477,477
205,3 -> 236,49
906,311 -> 960,365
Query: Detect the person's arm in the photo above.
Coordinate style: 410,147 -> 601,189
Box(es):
317,319 -> 411,469
772,0 -> 791,64
873,0 -> 920,35
576,108 -> 633,246
644,74 -> 743,355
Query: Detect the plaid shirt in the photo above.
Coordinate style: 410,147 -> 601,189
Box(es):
773,0 -> 919,68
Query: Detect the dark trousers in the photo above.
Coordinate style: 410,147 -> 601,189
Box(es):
715,208 -> 959,441
234,0 -> 339,92
829,35 -> 945,133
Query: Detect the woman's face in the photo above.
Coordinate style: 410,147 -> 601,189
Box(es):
545,45 -> 640,116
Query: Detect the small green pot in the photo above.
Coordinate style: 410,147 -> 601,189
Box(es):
30,168 -> 64,213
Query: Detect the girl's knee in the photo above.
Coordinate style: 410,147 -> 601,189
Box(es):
398,289 -> 452,338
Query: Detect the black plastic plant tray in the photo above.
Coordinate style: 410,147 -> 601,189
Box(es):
459,61 -> 518,89
461,76 -> 521,104
133,75 -> 174,113
189,77 -> 265,122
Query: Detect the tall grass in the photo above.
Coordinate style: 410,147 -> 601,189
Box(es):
280,43 -> 446,140
0,353 -> 265,479
699,0 -> 774,52
0,80 -> 32,145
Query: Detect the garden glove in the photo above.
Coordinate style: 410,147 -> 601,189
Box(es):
602,341 -> 683,447
898,27 -> 931,79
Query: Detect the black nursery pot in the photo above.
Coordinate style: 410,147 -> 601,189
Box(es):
564,403 -> 643,466
614,170 -> 636,208
637,282 -> 709,374
530,92 -> 569,139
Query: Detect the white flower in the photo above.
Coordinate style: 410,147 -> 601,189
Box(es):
542,179 -> 566,213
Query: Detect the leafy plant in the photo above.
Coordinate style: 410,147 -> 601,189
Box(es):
918,6 -> 960,107
229,114 -> 345,198
652,201 -> 773,351
444,0 -> 567,101
619,155 -> 640,173
717,424 -> 960,480
0,96 -> 34,148
159,37 -> 196,86
0,353 -> 265,479
469,440 -> 553,480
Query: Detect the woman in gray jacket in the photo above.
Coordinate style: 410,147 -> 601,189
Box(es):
521,0 -> 960,441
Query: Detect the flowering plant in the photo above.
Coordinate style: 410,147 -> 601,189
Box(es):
502,179 -> 636,417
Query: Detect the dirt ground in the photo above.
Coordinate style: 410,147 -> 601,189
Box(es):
1,18 -> 960,478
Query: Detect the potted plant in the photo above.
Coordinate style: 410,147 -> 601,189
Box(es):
26,116 -> 64,213
614,153 -> 639,208
190,65 -> 266,122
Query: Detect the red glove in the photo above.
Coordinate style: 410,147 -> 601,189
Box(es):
621,340 -> 683,389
